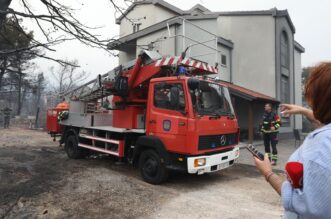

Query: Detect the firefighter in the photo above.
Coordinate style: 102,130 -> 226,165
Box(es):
56,98 -> 70,109
260,103 -> 281,165
56,98 -> 69,122
1,107 -> 12,129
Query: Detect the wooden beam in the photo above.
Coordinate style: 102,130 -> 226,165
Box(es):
248,102 -> 254,144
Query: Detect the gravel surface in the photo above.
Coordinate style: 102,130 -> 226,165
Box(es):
0,128 -> 289,219
238,140 -> 298,171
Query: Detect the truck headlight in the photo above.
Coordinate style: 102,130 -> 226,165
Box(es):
194,158 -> 206,167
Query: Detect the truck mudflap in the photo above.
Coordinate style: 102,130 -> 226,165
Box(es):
187,147 -> 240,174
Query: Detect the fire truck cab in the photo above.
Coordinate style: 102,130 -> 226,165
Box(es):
47,50 -> 240,184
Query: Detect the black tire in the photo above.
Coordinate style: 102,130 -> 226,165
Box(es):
65,135 -> 85,159
139,149 -> 168,184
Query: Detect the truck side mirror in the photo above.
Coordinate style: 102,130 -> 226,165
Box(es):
188,78 -> 199,90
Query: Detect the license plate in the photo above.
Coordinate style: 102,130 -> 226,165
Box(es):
218,162 -> 229,170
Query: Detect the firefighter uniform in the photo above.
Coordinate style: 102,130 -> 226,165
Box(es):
56,101 -> 69,109
261,111 -> 281,164
56,99 -> 69,122
57,111 -> 69,122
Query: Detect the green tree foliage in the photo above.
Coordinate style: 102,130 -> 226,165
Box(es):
0,16 -> 33,51
301,67 -> 311,105
0,15 -> 34,89
302,67 -> 310,84
0,16 -> 39,115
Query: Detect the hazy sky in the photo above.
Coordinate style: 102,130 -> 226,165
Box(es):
14,0 -> 331,81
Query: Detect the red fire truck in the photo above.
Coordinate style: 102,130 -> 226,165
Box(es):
47,50 -> 240,184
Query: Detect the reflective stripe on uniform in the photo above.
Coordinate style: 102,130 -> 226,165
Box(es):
58,111 -> 68,121
261,129 -> 279,133
271,154 -> 278,160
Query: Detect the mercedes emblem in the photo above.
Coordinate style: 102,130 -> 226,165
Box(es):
220,135 -> 226,146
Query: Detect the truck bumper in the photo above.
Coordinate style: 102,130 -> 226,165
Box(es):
187,147 -> 240,174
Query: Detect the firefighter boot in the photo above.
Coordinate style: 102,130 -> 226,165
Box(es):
271,154 -> 278,166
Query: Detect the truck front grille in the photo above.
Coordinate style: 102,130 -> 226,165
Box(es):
198,133 -> 238,150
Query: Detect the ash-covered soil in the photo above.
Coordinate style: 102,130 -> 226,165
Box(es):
0,128 -> 283,219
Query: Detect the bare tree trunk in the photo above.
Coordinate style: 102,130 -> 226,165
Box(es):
36,77 -> 42,111
0,70 -> 4,90
34,73 -> 44,128
0,0 -> 12,28
8,72 -> 13,107
0,57 -> 7,90
34,107 -> 39,128
17,70 -> 22,116
15,53 -> 23,116
21,81 -> 27,114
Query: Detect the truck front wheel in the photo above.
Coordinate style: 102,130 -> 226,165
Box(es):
139,149 -> 168,184
65,135 -> 85,159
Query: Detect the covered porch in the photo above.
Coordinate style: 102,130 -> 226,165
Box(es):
220,82 -> 280,144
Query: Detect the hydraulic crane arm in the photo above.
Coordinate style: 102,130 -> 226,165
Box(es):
62,50 -> 218,102
62,50 -> 162,102
127,55 -> 143,90
124,50 -> 166,91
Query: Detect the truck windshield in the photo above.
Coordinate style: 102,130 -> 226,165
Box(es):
191,81 -> 235,116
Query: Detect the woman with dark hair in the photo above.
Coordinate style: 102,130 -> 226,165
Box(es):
254,62 -> 331,219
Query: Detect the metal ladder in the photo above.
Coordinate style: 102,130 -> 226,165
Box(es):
63,59 -> 137,102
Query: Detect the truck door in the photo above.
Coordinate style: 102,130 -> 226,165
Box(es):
146,82 -> 188,154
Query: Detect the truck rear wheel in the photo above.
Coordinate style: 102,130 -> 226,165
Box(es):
139,149 -> 168,184
65,135 -> 85,159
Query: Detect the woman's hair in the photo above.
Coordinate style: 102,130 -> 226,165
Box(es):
305,62 -> 331,124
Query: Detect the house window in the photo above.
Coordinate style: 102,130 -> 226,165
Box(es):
280,75 -> 290,125
280,31 -> 290,104
280,31 -> 291,126
132,23 -> 142,33
221,54 -> 227,66
280,75 -> 290,103
280,31 -> 289,68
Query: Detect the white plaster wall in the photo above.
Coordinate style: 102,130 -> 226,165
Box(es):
119,4 -> 176,37
294,49 -> 303,129
176,19 -> 220,69
119,49 -> 136,64
136,26 -> 176,57
218,16 -> 276,98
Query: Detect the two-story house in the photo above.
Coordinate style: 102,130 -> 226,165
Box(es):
108,0 -> 305,142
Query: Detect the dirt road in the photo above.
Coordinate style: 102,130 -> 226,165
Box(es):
0,128 -> 283,219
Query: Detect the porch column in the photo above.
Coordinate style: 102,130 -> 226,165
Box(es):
248,102 -> 254,144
